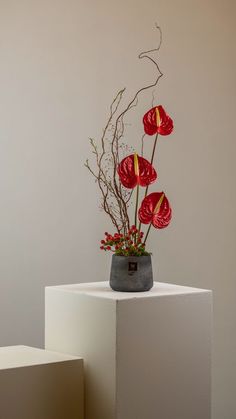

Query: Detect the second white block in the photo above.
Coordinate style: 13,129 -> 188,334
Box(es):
45,281 -> 212,419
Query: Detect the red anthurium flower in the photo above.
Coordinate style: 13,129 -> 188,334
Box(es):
117,153 -> 157,189
143,105 -> 173,136
138,192 -> 172,229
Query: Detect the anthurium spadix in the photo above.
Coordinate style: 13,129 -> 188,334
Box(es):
117,153 -> 157,189
143,105 -> 173,136
138,192 -> 172,229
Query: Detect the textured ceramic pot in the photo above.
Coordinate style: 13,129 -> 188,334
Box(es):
109,254 -> 153,292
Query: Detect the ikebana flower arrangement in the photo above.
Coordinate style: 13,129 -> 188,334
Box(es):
85,27 -> 174,292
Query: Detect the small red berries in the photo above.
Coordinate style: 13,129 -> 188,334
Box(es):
100,230 -> 147,256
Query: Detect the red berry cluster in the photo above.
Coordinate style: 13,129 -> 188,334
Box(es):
100,226 -> 149,256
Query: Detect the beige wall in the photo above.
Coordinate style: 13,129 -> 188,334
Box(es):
0,0 -> 235,417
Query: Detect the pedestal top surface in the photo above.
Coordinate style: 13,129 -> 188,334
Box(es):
0,346 -> 81,370
46,281 -> 211,300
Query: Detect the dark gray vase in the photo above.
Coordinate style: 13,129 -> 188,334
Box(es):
109,254 -> 153,292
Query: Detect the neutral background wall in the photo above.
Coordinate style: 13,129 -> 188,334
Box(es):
0,0 -> 235,417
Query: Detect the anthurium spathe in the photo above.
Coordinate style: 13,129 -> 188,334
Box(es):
117,153 -> 157,189
143,105 -> 173,136
138,192 -> 172,229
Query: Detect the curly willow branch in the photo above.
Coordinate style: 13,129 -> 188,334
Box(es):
85,25 -> 163,234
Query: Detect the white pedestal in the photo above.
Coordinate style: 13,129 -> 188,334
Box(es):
45,281 -> 212,419
0,345 -> 84,419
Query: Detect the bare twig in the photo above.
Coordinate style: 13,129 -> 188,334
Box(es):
85,25 -> 163,234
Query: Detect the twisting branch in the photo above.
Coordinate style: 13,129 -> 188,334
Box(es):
85,25 -> 163,234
